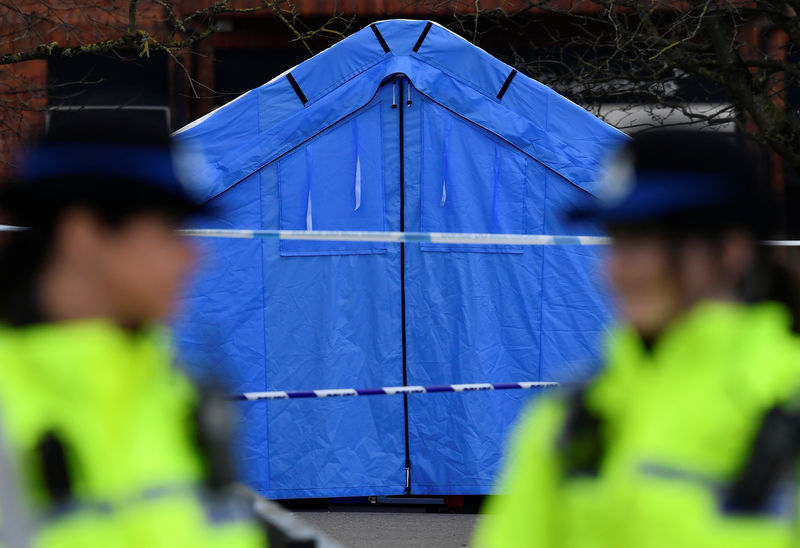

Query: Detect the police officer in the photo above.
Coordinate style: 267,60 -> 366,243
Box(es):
474,130 -> 800,547
0,113 -> 266,547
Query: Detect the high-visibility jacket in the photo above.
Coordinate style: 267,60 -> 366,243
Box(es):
0,320 -> 265,547
474,301 -> 800,548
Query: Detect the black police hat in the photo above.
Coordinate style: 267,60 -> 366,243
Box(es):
571,130 -> 775,237
2,110 -> 205,224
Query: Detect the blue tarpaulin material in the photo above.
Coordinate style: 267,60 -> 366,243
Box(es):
172,19 -> 627,499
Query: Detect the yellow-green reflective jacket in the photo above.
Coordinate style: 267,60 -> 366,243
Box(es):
474,301 -> 800,548
0,320 -> 265,547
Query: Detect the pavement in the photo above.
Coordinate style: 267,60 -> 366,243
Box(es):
296,506 -> 480,548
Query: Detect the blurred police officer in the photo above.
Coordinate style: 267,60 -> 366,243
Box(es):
0,112 -> 266,547
474,130 -> 800,548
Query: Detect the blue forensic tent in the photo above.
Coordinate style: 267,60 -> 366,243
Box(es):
173,19 -> 626,499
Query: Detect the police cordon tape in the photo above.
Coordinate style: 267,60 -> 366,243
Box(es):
176,230 -> 800,247
178,228 -> 611,246
230,381 -> 560,401
3,225 -> 800,246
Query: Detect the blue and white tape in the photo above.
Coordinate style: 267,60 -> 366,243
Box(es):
4,225 -> 800,246
231,381 -> 559,401
165,230 -> 800,247
179,229 -> 611,246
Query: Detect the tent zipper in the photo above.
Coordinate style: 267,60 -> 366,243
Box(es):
399,76 -> 411,495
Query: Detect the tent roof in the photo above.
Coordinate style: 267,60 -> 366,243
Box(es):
175,19 -> 626,203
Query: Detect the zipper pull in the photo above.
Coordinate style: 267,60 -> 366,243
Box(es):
392,79 -> 397,109
407,80 -> 412,107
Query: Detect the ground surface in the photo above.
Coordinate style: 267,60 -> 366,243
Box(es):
297,505 -> 480,548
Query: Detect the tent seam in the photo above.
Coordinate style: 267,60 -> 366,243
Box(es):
259,167 -> 271,492
537,168 -> 547,383
418,98 -> 425,234
379,101 -> 388,237
522,156 -> 529,236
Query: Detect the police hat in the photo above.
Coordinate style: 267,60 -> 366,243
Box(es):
571,130 -> 775,237
2,111 -> 205,224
